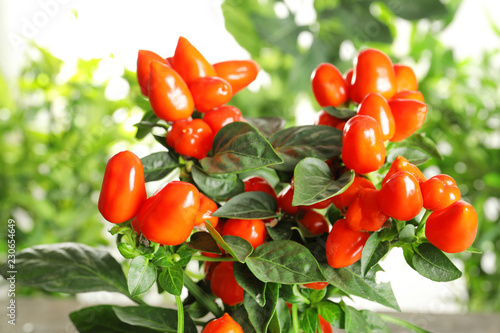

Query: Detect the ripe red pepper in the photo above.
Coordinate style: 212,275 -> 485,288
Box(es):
172,36 -> 216,84
319,315 -> 333,333
425,200 -> 478,253
202,313 -> 244,333
346,188 -> 389,232
311,63 -> 349,107
331,174 -> 375,212
203,105 -> 246,136
299,210 -> 330,235
243,176 -> 277,201
326,218 -> 370,268
393,64 -> 418,92
166,119 -> 214,159
194,194 -> 219,228
314,110 -> 346,131
344,68 -> 354,100
382,155 -> 427,185
148,61 -> 194,122
342,115 -> 387,174
189,76 -> 232,112
350,48 -> 396,103
391,90 -> 425,103
98,151 -> 147,224
213,59 -> 260,95
222,218 -> 267,249
388,99 -> 428,142
357,92 -> 395,141
421,174 -> 461,211
136,50 -> 167,96
303,282 -> 329,290
378,171 -> 423,221
210,261 -> 244,306
138,181 -> 200,245
277,185 -> 299,215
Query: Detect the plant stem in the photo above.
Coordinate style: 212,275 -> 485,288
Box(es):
191,255 -> 237,262
292,303 -> 300,333
130,295 -> 148,306
416,210 -> 432,235
175,295 -> 184,333
379,313 -> 432,333
183,273 -> 223,317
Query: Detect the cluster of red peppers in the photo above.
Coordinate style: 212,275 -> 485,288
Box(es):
97,38 -> 478,333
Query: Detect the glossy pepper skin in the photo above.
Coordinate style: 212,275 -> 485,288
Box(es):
98,151 -> 147,224
350,48 -> 396,103
210,261 -> 244,306
357,92 -> 395,141
393,64 -> 418,92
378,171 -> 423,221
425,200 -> 478,253
202,313 -> 244,333
391,90 -> 425,103
331,174 -> 375,212
346,188 -> 389,232
311,63 -> 349,107
213,59 -> 260,95
299,210 -> 330,235
382,155 -> 427,185
203,105 -> 246,135
277,185 -> 299,215
388,99 -> 428,142
166,119 -> 214,159
243,176 -> 277,201
326,218 -> 370,268
138,181 -> 200,246
222,218 -> 267,249
148,61 -> 194,122
315,110 -> 346,131
172,36 -> 216,84
189,76 -> 232,112
342,115 -> 386,174
136,50 -> 167,96
421,174 -> 461,212
194,194 -> 219,228
318,315 -> 333,333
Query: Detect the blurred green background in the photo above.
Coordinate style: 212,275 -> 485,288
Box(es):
1,0 -> 499,312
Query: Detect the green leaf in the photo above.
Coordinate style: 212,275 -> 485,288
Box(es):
117,243 -> 141,259
361,232 -> 390,277
266,219 -> 293,241
205,222 -> 253,263
191,165 -> 245,201
70,305 -> 158,333
128,256 -> 157,297
326,205 -> 342,224
212,191 -> 278,219
269,125 -> 343,171
381,0 -> 448,20
399,225 -> 417,243
293,158 -> 354,206
186,231 -> 222,255
0,242 -> 128,295
386,147 -> 431,165
113,305 -> 197,333
345,305 -> 390,333
246,240 -> 326,284
317,301 -> 345,329
323,106 -> 357,120
141,152 -> 179,182
238,167 -> 281,187
135,109 -> 160,140
268,299 -> 292,333
244,282 -> 280,333
234,262 -> 267,306
245,116 -> 287,138
186,302 -> 209,319
320,262 -> 400,311
158,266 -> 184,296
201,122 -> 283,174
231,305 -> 258,333
464,246 -> 483,254
300,307 -> 319,333
411,243 -> 462,282
387,133 -> 442,162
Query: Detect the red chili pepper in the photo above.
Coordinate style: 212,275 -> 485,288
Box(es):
213,59 -> 260,95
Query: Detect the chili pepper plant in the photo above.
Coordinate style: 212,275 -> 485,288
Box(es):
1,37 -> 480,333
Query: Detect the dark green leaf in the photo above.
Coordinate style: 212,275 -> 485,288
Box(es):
128,256 -> 157,297
270,125 -> 343,171
326,205 -> 342,224
245,117 -> 287,138
399,225 -> 417,243
361,232 -> 390,277
323,106 -> 357,120
205,222 -> 253,263
246,240 -> 326,284
135,109 -> 159,140
186,301 -> 209,319
381,0 -> 448,20
293,159 -> 354,206
317,301 -> 345,329
344,305 -> 389,333
269,299 -> 292,333
201,122 -> 283,174
212,191 -> 278,219
186,232 -> 222,255
141,152 -> 179,182
191,165 -> 244,201
238,167 -> 281,188
266,219 -> 293,241
158,266 -> 184,296
234,262 -> 267,306
231,305 -> 258,333
0,242 -> 127,294
244,282 -> 279,333
70,305 -> 158,333
411,243 -> 462,282
300,307 -> 319,333
320,262 -> 400,311
113,305 -> 197,333
386,147 -> 431,165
